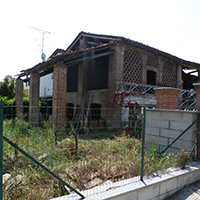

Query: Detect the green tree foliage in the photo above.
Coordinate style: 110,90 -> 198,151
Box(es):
0,75 -> 16,99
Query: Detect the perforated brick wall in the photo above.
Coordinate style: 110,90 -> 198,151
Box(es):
147,55 -> 159,68
123,49 -> 143,83
162,61 -> 176,87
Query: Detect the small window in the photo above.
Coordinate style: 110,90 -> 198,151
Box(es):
147,70 -> 156,85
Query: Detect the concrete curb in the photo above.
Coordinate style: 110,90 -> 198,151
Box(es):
51,162 -> 200,200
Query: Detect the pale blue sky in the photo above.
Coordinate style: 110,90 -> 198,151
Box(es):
1,0 -> 200,81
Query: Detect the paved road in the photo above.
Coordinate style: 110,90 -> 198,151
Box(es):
166,180 -> 200,200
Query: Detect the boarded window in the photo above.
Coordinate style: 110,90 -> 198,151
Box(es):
88,56 -> 109,90
67,65 -> 78,92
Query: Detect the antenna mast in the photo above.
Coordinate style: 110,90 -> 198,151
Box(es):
30,26 -> 51,61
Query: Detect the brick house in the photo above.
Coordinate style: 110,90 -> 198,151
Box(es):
16,32 -> 200,131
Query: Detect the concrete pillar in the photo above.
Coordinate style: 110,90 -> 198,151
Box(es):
15,78 -> 24,119
193,83 -> 200,157
154,87 -> 180,110
29,72 -> 40,126
52,61 -> 67,134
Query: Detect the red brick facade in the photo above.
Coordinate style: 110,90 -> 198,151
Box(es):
193,83 -> 200,156
106,43 -> 123,127
154,87 -> 180,110
52,61 -> 67,133
29,72 -> 40,125
16,78 -> 23,119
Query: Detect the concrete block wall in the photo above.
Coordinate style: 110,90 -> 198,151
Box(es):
145,109 -> 197,153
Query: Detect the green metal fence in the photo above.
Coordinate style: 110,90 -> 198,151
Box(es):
1,103 -> 198,199
1,104 -> 145,199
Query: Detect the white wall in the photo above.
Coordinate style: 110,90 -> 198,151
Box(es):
39,73 -> 53,98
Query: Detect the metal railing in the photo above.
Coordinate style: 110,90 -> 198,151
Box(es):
115,82 -> 156,107
116,82 -> 198,110
177,89 -> 198,111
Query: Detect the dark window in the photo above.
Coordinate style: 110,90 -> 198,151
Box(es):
147,70 -> 156,85
88,56 -> 109,90
67,65 -> 78,92
89,104 -> 101,120
66,103 -> 74,120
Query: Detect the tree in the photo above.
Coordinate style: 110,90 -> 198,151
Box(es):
0,75 -> 16,99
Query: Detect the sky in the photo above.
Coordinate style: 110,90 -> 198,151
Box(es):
1,0 -> 200,81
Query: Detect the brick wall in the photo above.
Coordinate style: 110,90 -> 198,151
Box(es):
122,43 -> 183,88
154,87 -> 180,110
29,72 -> 40,125
52,61 -> 67,133
193,83 -> 200,156
106,42 -> 123,128
16,78 -> 23,119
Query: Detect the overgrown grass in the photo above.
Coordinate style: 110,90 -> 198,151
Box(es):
2,119 -> 191,199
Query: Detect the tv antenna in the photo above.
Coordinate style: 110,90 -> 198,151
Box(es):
30,26 -> 51,61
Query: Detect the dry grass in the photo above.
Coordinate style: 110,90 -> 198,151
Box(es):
2,119 -> 191,199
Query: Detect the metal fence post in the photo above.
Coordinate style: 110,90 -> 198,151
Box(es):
141,106 -> 146,181
0,100 -> 3,200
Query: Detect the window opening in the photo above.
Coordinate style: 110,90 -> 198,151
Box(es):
147,70 -> 156,85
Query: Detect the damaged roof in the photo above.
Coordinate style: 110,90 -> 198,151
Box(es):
18,31 -> 200,78
74,32 -> 200,69
19,42 -> 114,77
